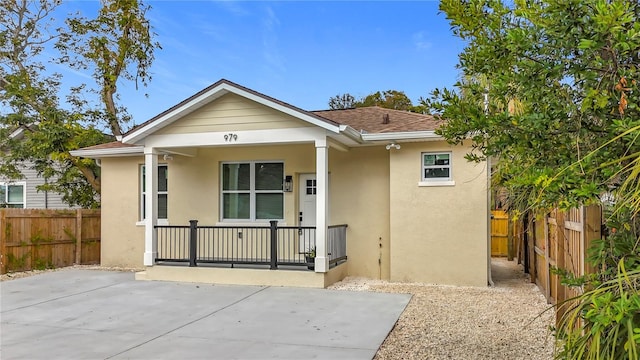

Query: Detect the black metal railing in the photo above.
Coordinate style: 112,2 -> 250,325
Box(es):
154,220 -> 348,270
328,224 -> 348,264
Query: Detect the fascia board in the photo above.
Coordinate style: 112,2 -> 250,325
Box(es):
122,86 -> 229,144
338,125 -> 364,144
361,131 -> 442,142
70,146 -> 144,158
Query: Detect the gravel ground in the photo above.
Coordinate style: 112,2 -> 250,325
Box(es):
329,258 -> 556,360
2,259 -> 555,359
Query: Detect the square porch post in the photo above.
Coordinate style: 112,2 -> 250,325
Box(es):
143,147 -> 158,266
314,139 -> 329,272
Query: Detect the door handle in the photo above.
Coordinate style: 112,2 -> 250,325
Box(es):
299,211 -> 303,222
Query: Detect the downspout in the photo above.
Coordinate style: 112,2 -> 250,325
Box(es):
44,178 -> 49,209
487,156 -> 494,286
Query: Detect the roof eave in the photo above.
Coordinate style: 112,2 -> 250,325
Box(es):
338,125 -> 365,144
361,131 -> 442,142
69,146 -> 144,159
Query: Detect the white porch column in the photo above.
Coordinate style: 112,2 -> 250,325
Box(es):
314,139 -> 329,272
143,147 -> 158,266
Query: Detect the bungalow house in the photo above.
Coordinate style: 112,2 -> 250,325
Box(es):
71,79 -> 490,288
0,127 -> 71,209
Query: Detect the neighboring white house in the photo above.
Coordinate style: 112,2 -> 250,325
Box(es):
0,127 -> 71,209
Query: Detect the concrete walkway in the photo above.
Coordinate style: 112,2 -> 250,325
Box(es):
0,270 -> 410,360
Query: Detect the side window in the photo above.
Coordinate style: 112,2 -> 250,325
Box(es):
0,182 -> 26,208
140,164 -> 168,220
422,152 -> 452,181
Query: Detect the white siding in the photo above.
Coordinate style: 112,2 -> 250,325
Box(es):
0,161 -> 73,209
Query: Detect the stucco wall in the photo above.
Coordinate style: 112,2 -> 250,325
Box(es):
389,141 -> 489,286
100,157 -> 144,267
329,146 -> 390,280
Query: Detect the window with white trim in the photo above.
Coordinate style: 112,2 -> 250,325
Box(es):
0,182 -> 26,208
221,161 -> 284,221
140,165 -> 168,220
422,152 -> 452,181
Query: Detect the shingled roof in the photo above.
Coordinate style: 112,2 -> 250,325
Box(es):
312,107 -> 444,134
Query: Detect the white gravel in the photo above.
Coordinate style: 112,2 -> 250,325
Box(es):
329,258 -> 555,360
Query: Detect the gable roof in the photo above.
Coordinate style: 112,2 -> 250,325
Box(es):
122,79 -> 342,144
312,107 -> 443,134
72,80 -> 446,158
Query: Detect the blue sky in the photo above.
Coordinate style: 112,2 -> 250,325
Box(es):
56,1 -> 465,129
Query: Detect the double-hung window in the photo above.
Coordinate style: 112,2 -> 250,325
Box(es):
140,165 -> 168,220
221,162 -> 284,221
0,182 -> 25,208
422,152 -> 452,181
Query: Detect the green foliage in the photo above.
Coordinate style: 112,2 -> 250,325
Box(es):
6,252 -> 29,271
33,258 -> 53,271
435,0 -> 640,212
0,0 -> 159,207
328,93 -> 356,110
436,1 -> 640,358
329,90 -> 428,113
555,261 -> 640,360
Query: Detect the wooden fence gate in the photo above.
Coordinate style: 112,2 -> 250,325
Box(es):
0,209 -> 101,274
491,210 -> 509,257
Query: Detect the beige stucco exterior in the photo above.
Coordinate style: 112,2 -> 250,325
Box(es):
389,141 -> 488,286
100,157 -> 145,267
96,85 -> 489,287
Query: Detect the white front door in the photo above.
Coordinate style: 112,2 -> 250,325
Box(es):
299,174 -> 316,252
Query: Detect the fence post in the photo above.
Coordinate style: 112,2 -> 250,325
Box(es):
270,220 -> 278,270
189,220 -> 198,267
75,209 -> 83,264
0,210 -> 6,274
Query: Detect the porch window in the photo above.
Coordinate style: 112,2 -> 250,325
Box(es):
422,152 -> 451,181
221,162 -> 284,221
0,182 -> 25,208
140,164 -> 168,220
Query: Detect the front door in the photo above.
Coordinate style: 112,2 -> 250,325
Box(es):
299,174 -> 316,252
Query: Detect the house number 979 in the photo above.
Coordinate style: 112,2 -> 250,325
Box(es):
224,133 -> 238,142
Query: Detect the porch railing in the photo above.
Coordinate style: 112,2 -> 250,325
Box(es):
155,221 -> 347,270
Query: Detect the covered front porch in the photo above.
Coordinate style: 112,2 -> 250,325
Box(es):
140,137 -> 350,278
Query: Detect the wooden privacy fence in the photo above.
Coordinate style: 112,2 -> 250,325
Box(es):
512,206 -> 601,318
0,209 -> 101,274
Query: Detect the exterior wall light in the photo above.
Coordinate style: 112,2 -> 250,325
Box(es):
385,142 -> 401,150
283,175 -> 293,192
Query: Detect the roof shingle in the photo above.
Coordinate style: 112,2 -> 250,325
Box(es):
312,106 -> 443,133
